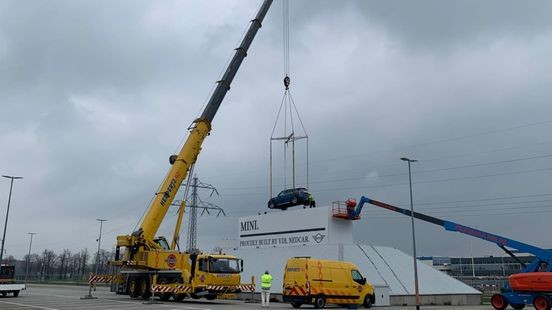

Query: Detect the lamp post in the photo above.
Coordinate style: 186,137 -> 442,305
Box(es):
1,175 -> 23,264
400,157 -> 420,310
470,238 -> 476,277
95,219 -> 107,274
25,232 -> 37,283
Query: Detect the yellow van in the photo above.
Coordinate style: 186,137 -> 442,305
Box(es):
282,257 -> 375,308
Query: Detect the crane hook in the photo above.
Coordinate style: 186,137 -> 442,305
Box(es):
283,75 -> 290,90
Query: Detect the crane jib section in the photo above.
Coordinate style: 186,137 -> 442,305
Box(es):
139,120 -> 210,242
136,0 -> 273,244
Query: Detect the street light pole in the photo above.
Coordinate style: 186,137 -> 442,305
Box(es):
401,158 -> 420,310
95,219 -> 107,274
1,175 -> 23,264
25,232 -> 37,283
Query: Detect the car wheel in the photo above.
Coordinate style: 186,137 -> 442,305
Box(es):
282,206 -> 287,210
314,295 -> 326,309
363,295 -> 373,308
268,200 -> 276,209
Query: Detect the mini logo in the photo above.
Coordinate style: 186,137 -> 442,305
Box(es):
166,254 -> 177,268
312,233 -> 325,243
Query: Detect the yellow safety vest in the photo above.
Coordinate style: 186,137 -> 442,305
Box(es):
261,273 -> 273,289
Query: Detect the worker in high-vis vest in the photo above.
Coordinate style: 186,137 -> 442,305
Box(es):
261,270 -> 273,308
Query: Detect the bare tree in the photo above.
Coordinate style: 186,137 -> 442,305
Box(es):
95,249 -> 114,274
80,248 -> 89,279
69,252 -> 81,280
40,249 -> 57,280
57,249 -> 71,279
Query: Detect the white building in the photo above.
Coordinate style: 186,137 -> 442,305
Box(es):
198,206 -> 481,306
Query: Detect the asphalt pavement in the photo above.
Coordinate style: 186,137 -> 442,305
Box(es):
0,284 -> 497,310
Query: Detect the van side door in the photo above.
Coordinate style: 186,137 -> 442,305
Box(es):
351,269 -> 366,301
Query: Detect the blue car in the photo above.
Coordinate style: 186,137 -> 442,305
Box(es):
268,188 -> 310,210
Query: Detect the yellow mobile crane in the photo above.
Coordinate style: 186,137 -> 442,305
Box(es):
110,0 -> 273,301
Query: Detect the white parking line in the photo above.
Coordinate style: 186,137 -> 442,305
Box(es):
0,300 -> 59,310
26,292 -> 215,310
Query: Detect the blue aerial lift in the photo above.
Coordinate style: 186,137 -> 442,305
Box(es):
341,196 -> 552,310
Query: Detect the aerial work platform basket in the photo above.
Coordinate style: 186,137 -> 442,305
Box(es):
332,200 -> 360,220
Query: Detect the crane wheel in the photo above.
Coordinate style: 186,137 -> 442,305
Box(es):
128,277 -> 141,298
158,278 -> 171,301
140,277 -> 152,299
491,294 -> 508,310
534,295 -> 551,310
173,293 -> 186,302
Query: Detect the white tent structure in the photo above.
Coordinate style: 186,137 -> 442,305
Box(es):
197,206 -> 481,306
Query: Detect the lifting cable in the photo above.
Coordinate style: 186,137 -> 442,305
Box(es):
270,0 -> 309,197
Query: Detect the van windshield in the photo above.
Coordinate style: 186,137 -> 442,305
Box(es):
352,270 -> 364,283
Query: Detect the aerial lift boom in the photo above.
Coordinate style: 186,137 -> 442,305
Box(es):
356,195 -> 552,310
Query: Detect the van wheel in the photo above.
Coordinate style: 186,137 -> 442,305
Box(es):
364,295 -> 373,308
291,301 -> 302,308
314,295 -> 326,308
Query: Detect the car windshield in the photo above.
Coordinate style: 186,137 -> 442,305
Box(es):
209,258 -> 240,274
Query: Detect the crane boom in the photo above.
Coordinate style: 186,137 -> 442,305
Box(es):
135,0 -> 273,244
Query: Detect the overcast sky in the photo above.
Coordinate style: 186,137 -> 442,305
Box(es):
1,0 -> 552,260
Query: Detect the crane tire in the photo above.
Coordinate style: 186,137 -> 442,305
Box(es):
140,277 -> 152,299
128,277 -> 140,298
